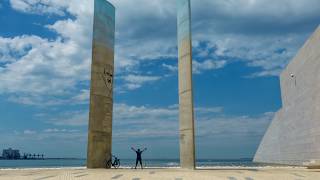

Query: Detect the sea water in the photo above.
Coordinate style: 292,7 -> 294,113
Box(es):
0,159 -> 279,169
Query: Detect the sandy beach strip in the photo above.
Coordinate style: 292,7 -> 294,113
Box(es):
0,167 -> 319,179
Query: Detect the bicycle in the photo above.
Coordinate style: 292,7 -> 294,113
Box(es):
106,154 -> 120,169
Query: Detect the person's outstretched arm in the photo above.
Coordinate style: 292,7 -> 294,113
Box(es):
142,148 -> 147,152
131,147 -> 136,152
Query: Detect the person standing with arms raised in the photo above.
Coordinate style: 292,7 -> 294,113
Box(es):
131,147 -> 147,169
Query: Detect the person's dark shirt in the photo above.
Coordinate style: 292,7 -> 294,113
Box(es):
136,150 -> 142,159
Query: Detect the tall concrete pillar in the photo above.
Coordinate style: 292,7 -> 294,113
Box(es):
177,0 -> 195,169
87,0 -> 115,169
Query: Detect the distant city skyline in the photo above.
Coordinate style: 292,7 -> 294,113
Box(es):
0,0 -> 319,159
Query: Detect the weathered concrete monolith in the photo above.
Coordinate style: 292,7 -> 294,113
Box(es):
177,0 -> 196,169
87,0 -> 115,169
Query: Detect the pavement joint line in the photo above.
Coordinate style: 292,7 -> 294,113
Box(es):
23,171 -> 42,176
245,177 -> 254,180
33,175 -> 56,180
74,174 -> 89,178
292,173 -> 305,177
23,173 -> 36,176
111,174 -> 123,179
228,177 -> 237,180
132,178 -> 140,180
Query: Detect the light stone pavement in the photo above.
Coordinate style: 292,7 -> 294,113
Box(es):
0,167 -> 320,180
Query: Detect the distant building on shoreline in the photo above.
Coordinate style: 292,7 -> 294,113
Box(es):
1,148 -> 45,160
2,148 -> 21,159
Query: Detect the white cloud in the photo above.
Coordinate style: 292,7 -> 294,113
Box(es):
112,104 -> 273,142
196,0 -> 320,22
196,112 -> 274,138
203,34 -> 304,77
43,128 -> 79,133
22,128 -> 83,140
0,0 -> 93,105
246,69 -> 282,78
23,129 -> 36,135
1,103 -> 273,158
107,0 -> 319,77
41,102 -> 272,144
113,103 -> 220,139
112,103 -> 271,140
71,89 -> 90,103
43,128 -> 60,133
0,33 -> 81,95
21,128 -> 78,135
121,74 -> 161,90
0,128 -> 87,157
193,59 -> 227,74
8,0 -> 177,72
162,59 -> 227,75
105,0 -> 178,73
47,111 -> 89,126
42,103 -> 223,129
1,0 -> 319,106
162,63 -> 178,72
114,103 -> 178,124
2,0 -> 175,105
0,35 -> 43,64
9,0 -> 69,15
191,0 -> 320,77
195,106 -> 224,114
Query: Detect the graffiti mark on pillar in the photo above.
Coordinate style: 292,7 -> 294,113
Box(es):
101,64 -> 113,97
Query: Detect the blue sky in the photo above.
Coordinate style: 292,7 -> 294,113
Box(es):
0,0 -> 319,159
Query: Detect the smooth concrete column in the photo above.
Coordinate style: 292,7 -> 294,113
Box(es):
177,0 -> 195,169
87,0 -> 115,169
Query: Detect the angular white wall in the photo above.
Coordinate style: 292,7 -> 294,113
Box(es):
254,25 -> 320,166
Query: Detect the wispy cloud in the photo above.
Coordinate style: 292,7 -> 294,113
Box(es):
162,63 -> 178,72
121,74 -> 161,90
41,102 -> 270,142
46,111 -> 89,126
193,59 -> 227,74
9,0 -> 69,16
0,0 -> 93,105
1,0 -> 319,106
0,102 -> 273,158
162,59 -> 227,75
0,128 -> 87,157
23,129 -> 36,135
